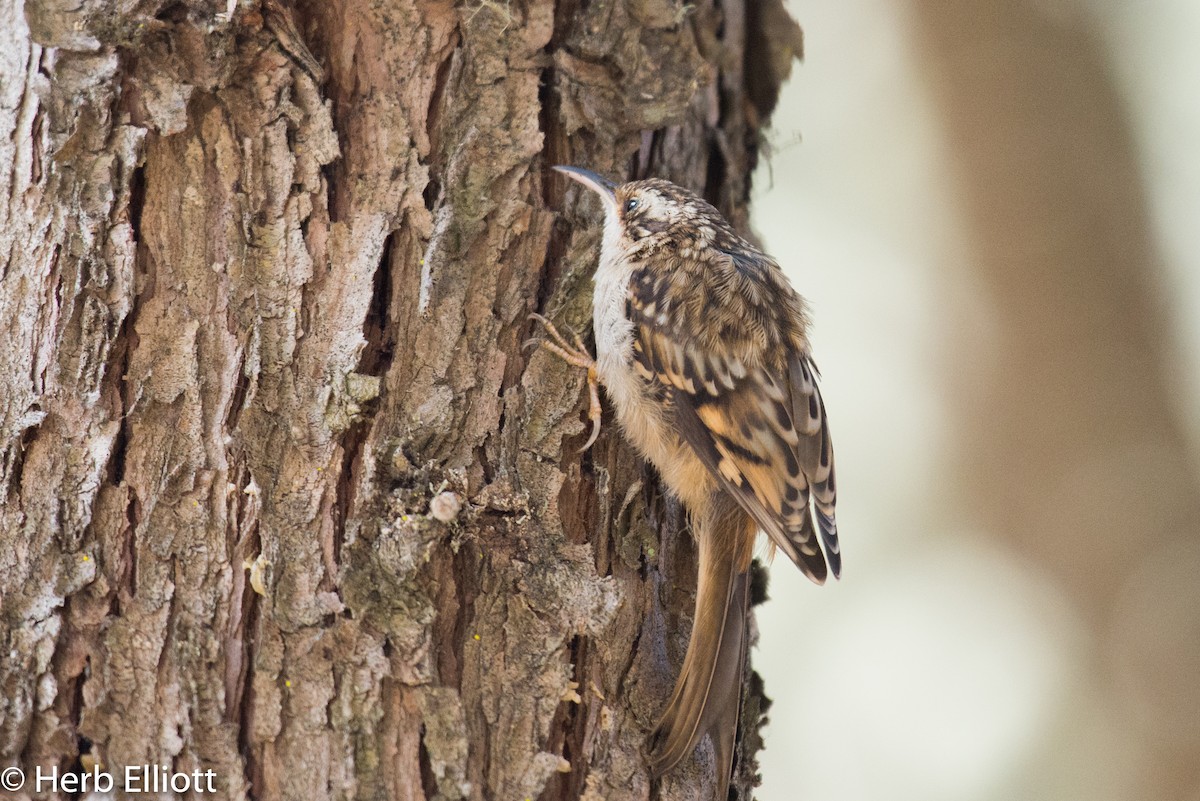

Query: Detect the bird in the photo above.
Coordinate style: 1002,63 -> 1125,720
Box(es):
533,165 -> 839,797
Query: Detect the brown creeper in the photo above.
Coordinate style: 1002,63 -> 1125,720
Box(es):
537,166 -> 840,795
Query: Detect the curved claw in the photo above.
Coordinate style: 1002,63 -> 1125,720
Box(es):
525,314 -> 549,351
578,416 -> 601,453
576,363 -> 602,453
528,312 -> 604,453
528,312 -> 584,351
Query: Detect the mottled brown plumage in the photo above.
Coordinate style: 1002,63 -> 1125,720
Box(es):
536,167 -> 840,798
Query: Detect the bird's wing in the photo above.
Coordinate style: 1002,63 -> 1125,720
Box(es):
787,352 -> 840,578
626,255 -> 839,582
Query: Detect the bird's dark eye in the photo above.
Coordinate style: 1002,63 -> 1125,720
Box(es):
625,198 -> 639,212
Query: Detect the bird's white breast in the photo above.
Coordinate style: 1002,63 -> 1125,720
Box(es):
592,219 -> 636,389
591,217 -> 713,511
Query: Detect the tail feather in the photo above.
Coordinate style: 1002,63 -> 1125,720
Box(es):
648,498 -> 755,795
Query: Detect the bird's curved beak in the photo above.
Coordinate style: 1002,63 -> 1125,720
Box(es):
553,165 -> 618,215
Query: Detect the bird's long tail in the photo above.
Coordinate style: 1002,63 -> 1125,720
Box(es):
647,494 -> 756,793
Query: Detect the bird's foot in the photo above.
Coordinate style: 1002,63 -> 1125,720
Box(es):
527,313 -> 602,451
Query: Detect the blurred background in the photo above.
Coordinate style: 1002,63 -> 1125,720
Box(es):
751,2 -> 1200,800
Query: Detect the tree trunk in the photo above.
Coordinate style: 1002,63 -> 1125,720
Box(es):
0,0 -> 802,798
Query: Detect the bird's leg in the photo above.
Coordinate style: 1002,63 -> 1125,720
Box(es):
527,313 -> 602,451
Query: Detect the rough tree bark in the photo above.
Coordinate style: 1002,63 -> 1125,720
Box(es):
0,0 -> 802,798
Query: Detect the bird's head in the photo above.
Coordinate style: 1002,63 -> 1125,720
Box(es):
553,166 -> 729,247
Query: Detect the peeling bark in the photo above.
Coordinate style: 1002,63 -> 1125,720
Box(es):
0,0 -> 802,797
